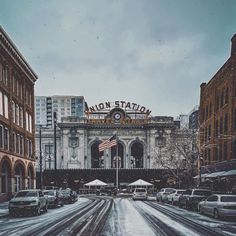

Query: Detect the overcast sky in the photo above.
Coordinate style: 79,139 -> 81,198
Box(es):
1,0 -> 236,117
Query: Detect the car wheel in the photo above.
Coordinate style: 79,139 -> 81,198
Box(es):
9,209 -> 15,217
199,206 -> 204,215
34,206 -> 41,216
43,204 -> 48,213
214,209 -> 220,219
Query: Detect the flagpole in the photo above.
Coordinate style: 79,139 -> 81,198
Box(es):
116,129 -> 119,190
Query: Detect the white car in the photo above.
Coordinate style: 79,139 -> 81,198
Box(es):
156,188 -> 175,202
167,189 -> 185,205
8,189 -> 48,216
132,188 -> 148,200
198,194 -> 236,219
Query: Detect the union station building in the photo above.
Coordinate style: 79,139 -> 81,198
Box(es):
36,101 -> 189,188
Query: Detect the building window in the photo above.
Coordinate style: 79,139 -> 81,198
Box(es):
16,134 -> 19,154
12,101 -> 15,123
234,80 -> 236,97
20,136 -> 24,155
208,148 -> 211,163
4,94 -> 8,119
2,64 -> 8,86
220,91 -> 224,108
20,107 -> 23,127
0,125 -> 3,148
220,117 -> 223,134
209,103 -> 212,116
15,104 -> 19,125
12,132 -> 15,153
29,140 -> 32,157
224,114 -> 228,133
224,142 -> 227,161
218,143 -> 222,161
234,108 -> 236,131
225,88 -> 228,104
0,91 -> 3,116
233,140 -> 236,159
208,124 -> 211,140
214,120 -> 218,137
216,95 -> 220,111
4,128 -> 9,150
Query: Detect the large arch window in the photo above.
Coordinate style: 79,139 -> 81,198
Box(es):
131,142 -> 144,168
14,164 -> 25,192
1,161 -> 10,193
111,142 -> 124,168
91,142 -> 103,168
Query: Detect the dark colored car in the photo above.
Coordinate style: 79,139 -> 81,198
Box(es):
43,190 -> 64,208
60,188 -> 78,204
179,188 -> 212,211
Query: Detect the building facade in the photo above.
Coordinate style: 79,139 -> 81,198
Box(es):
0,26 -> 37,202
35,95 -> 85,127
199,34 -> 236,166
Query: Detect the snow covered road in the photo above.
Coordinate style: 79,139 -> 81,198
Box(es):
0,197 -> 235,236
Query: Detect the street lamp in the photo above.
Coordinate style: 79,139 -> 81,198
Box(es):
54,112 -> 57,171
39,125 -> 43,189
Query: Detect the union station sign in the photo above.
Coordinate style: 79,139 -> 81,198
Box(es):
85,101 -> 152,125
85,101 -> 152,116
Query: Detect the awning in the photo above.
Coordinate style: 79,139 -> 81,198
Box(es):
220,169 -> 236,177
205,171 -> 227,178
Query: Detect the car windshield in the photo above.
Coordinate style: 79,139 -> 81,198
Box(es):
177,190 -> 185,194
44,191 -> 55,196
165,188 -> 174,193
135,189 -> 146,192
193,190 -> 211,196
15,191 -> 37,197
221,196 -> 236,202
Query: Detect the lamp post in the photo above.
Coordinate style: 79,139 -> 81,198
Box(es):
54,112 -> 57,171
39,125 -> 43,189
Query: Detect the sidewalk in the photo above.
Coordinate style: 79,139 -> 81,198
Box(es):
0,201 -> 9,218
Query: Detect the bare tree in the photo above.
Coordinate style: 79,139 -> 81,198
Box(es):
153,128 -> 199,187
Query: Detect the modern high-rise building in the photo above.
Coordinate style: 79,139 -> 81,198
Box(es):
189,106 -> 199,130
0,26 -> 38,202
35,95 -> 86,127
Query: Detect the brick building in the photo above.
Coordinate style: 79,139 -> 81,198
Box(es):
0,26 -> 37,202
199,34 -> 236,166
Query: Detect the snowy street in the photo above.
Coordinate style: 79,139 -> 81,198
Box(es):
0,197 -> 236,236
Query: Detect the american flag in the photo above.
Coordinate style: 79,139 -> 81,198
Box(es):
98,134 -> 117,152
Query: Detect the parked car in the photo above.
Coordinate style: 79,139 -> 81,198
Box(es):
156,188 -> 175,202
167,189 -> 185,205
232,185 -> 236,194
133,188 -> 148,200
43,190 -> 64,208
60,188 -> 78,204
198,194 -> 236,219
8,189 -> 48,216
179,188 -> 212,210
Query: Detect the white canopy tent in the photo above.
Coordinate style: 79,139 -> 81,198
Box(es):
84,179 -> 107,189
129,179 -> 153,187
